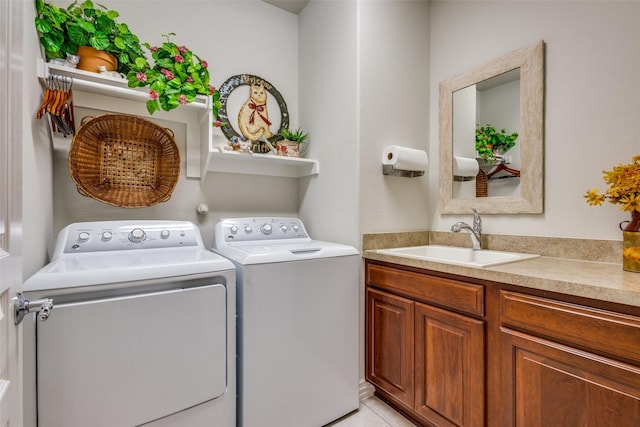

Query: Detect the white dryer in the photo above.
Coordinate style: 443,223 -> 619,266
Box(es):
22,220 -> 236,427
212,217 -> 360,427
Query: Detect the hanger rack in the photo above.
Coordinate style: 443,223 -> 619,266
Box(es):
36,73 -> 75,137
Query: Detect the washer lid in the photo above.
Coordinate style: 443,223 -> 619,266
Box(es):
24,248 -> 235,292
213,240 -> 359,265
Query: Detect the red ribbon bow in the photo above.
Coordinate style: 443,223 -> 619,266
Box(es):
248,102 -> 272,126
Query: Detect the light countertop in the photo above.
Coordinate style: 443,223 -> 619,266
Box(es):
363,250 -> 640,308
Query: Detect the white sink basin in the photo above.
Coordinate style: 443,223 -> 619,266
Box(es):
376,245 -> 539,268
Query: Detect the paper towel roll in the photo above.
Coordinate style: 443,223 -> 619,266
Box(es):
453,156 -> 480,178
382,146 -> 428,172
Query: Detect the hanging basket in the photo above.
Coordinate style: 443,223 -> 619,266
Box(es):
69,114 -> 180,208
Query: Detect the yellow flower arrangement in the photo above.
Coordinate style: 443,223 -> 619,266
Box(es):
584,155 -> 640,213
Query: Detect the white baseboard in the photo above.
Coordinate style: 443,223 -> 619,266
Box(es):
359,381 -> 375,401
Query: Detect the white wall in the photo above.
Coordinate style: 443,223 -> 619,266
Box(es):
298,0 -> 360,248
358,0 -> 431,235
429,1 -> 640,240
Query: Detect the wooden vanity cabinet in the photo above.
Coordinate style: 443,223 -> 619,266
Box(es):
366,260 -> 640,427
499,290 -> 640,426
366,262 -> 485,427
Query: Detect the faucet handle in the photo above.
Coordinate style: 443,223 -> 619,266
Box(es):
472,208 -> 482,233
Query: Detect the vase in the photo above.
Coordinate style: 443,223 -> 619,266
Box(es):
620,210 -> 640,272
76,46 -> 117,73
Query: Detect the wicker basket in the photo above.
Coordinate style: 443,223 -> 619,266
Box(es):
475,169 -> 488,197
69,114 -> 180,208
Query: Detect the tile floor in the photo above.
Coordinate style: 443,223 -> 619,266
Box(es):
328,397 -> 416,427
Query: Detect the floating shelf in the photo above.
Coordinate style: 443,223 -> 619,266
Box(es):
38,59 -> 320,181
38,60 -> 209,109
205,149 -> 319,178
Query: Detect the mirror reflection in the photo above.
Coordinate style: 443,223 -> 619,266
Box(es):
453,68 -> 521,199
439,40 -> 544,214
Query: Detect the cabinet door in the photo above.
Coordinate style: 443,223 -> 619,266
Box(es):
366,288 -> 415,408
415,302 -> 485,427
501,328 -> 640,426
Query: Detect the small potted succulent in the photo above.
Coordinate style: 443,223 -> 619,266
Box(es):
276,127 -> 309,157
126,33 -> 222,124
34,0 -> 146,74
475,124 -> 518,161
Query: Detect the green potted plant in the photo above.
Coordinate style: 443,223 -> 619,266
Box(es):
475,124 -> 518,161
126,33 -> 223,125
276,127 -> 309,157
34,0 -> 146,74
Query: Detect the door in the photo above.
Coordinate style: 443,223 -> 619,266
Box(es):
0,0 -> 24,424
366,287 -> 415,409
37,285 -> 227,427
501,328 -> 640,426
414,302 -> 485,427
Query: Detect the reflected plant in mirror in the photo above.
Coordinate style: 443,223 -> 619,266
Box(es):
475,124 -> 518,161
439,40 -> 545,214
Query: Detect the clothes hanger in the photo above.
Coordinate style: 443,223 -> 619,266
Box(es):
486,156 -> 520,178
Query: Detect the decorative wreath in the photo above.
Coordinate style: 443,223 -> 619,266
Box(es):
217,74 -> 289,145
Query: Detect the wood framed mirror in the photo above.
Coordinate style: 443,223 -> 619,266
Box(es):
439,40 -> 544,214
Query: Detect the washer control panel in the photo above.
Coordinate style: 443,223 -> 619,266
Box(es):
217,217 -> 310,243
57,221 -> 201,254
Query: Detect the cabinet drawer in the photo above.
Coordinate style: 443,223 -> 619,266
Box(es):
500,290 -> 640,364
367,263 -> 484,317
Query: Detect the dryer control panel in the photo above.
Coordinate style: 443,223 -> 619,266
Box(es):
215,217 -> 310,244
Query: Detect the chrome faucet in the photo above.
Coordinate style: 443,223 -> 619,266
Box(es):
451,208 -> 483,250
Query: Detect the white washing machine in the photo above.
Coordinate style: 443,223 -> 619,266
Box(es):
21,220 -> 236,427
212,217 -> 360,427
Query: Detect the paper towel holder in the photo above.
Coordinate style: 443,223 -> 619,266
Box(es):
382,164 -> 424,178
382,148 -> 427,177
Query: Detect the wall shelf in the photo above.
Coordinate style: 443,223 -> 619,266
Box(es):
38,60 -> 209,110
204,149 -> 319,178
38,59 -> 320,181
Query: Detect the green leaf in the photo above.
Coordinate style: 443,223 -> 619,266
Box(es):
151,80 -> 166,92
117,23 -> 130,34
181,85 -> 196,97
119,52 -> 129,64
159,95 -> 179,111
66,24 -> 89,46
167,78 -> 181,89
155,58 -> 174,69
113,36 -> 125,50
60,39 -> 79,55
35,18 -> 53,34
89,32 -> 110,51
76,19 -> 96,33
127,74 -> 141,87
106,10 -> 119,19
40,34 -> 62,53
95,14 -> 114,32
146,99 -> 159,115
134,57 -> 149,68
